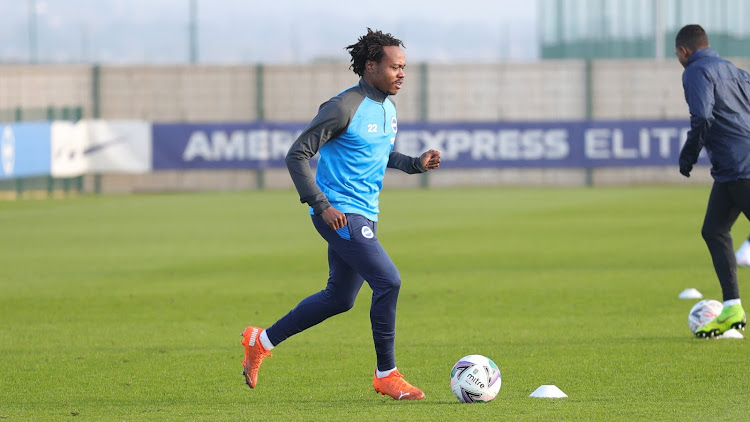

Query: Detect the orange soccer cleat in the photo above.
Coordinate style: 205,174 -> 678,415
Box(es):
240,326 -> 272,388
373,370 -> 425,400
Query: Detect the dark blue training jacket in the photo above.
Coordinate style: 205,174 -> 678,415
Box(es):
679,47 -> 750,182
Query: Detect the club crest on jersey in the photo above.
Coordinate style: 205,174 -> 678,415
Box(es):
361,226 -> 374,239
391,116 -> 398,133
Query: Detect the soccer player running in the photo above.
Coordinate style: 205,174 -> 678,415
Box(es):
676,24 -> 748,338
241,28 -> 441,399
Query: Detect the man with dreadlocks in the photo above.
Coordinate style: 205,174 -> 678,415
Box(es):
240,28 -> 440,400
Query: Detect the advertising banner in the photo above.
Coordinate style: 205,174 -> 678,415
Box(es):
51,120 -> 152,177
152,120 -> 700,170
396,120 -> 697,168
152,122 -> 300,170
0,122 -> 51,179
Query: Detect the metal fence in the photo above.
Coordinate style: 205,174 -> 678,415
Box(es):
540,0 -> 750,59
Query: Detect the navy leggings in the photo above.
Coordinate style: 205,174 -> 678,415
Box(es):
265,213 -> 401,371
702,179 -> 750,301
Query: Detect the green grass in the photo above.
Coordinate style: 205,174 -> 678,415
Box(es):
0,186 -> 748,421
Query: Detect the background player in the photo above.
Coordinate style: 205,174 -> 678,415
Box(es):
676,24 -> 749,337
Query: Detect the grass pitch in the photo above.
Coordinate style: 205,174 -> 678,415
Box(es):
0,186 -> 748,421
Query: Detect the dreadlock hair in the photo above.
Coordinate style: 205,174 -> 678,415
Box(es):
675,24 -> 709,51
345,28 -> 404,77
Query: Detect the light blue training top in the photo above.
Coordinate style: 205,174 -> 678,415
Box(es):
285,78 -> 426,221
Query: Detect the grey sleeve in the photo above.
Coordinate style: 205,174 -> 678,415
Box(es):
387,151 -> 428,174
285,97 -> 351,215
384,95 -> 426,174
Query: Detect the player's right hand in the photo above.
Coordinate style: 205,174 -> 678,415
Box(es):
321,206 -> 347,230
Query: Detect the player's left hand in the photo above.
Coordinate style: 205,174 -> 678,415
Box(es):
679,159 -> 692,178
420,149 -> 441,170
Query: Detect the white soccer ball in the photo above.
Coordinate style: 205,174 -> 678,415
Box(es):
688,299 -> 723,334
450,354 -> 501,403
